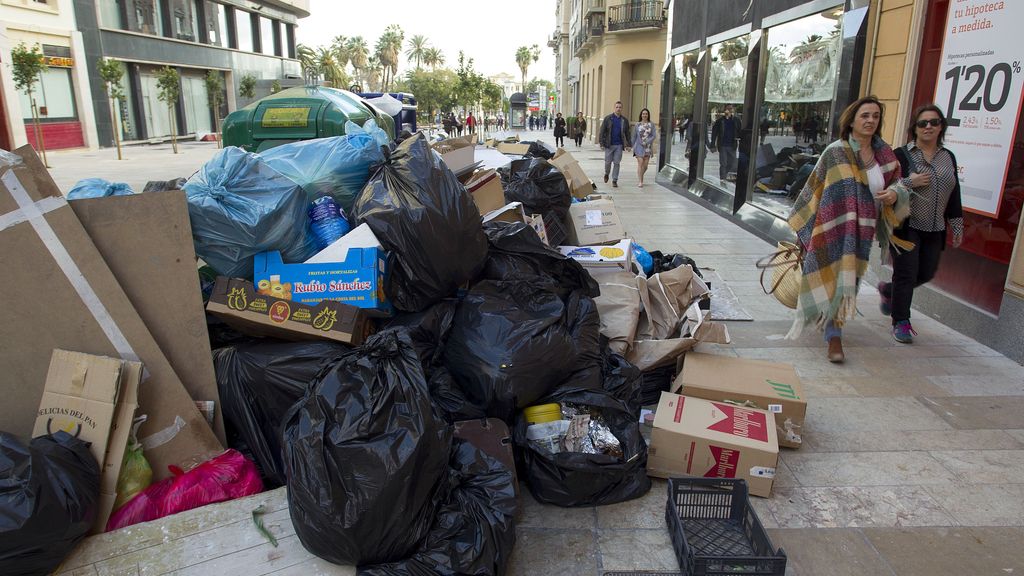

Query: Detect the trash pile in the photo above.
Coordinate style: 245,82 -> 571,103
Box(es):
0,125 -> 805,574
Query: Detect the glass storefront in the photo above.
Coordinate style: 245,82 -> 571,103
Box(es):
18,68 -> 78,121
235,9 -> 254,52
668,50 -> 699,177
181,73 -> 212,134
701,34 -> 750,195
748,7 -> 843,217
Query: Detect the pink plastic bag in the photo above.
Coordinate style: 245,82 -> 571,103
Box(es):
107,449 -> 263,531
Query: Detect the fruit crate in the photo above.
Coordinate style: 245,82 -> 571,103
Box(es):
665,478 -> 787,576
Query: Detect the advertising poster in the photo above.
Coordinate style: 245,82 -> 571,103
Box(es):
933,1 -> 1024,218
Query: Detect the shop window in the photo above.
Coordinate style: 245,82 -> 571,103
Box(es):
203,1 -> 228,46
126,0 -> 164,36
234,9 -> 254,52
18,68 -> 77,121
168,0 -> 198,41
181,74 -> 212,134
668,49 -> 699,173
701,34 -> 750,195
748,7 -> 843,218
259,16 -> 274,56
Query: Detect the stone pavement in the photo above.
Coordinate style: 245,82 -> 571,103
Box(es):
43,133 -> 1024,575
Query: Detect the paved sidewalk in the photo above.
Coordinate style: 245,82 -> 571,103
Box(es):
43,133 -> 1024,575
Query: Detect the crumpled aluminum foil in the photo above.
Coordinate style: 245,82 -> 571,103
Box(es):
560,402 -> 622,457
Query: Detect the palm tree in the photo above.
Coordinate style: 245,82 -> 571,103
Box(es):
331,35 -> 350,71
424,47 -> 445,70
719,37 -> 749,61
384,25 -> 404,91
375,36 -> 392,92
297,43 -> 318,80
366,55 -> 384,91
347,36 -> 369,87
514,44 -> 540,92
316,46 -> 346,87
799,34 -> 824,47
406,34 -> 429,71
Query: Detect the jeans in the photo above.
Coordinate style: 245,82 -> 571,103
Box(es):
824,321 -> 842,343
883,228 -> 945,323
718,145 -> 737,180
574,135 -> 583,146
604,144 -> 623,181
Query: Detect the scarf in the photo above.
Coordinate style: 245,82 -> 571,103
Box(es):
787,135 -> 913,338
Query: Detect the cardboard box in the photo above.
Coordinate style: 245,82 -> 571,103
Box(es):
648,392 -> 779,498
431,134 -> 477,174
0,145 -> 221,481
527,214 -> 549,245
72,191 -> 225,444
482,201 -> 528,225
464,169 -> 507,215
253,249 -> 391,315
550,148 -> 596,199
674,353 -> 806,448
497,142 -> 531,155
565,197 -> 626,245
32,350 -> 141,533
207,277 -> 372,345
559,238 -> 633,270
305,223 -> 382,264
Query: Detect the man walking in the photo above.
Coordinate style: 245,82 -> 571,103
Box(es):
709,104 -> 740,182
599,101 -> 632,188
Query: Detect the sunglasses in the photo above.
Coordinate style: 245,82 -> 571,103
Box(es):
916,118 -> 943,128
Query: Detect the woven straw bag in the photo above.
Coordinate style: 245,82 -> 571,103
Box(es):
756,241 -> 802,309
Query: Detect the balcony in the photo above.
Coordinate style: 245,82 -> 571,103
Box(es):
607,1 -> 665,32
548,29 -> 561,48
585,0 -> 606,17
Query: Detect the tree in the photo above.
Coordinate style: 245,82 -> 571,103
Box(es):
316,46 -> 348,87
526,78 -> 555,95
346,36 -> 369,86
375,24 -> 404,91
239,73 -> 257,100
406,34 -> 429,70
11,43 -> 49,166
271,79 -> 282,93
482,81 -> 503,116
204,70 -> 224,147
405,68 -> 456,123
155,66 -> 181,154
514,44 -> 540,92
97,58 -> 126,160
331,35 -> 350,70
296,43 -> 317,81
799,34 -> 824,47
423,47 -> 445,70
365,55 -> 384,91
454,51 -> 485,109
718,37 -> 749,61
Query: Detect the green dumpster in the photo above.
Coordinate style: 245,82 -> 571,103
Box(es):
222,85 -> 395,152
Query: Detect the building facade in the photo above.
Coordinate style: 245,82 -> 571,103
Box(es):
658,0 -> 1023,362
1,0 -> 100,150
549,0 -> 570,115
567,0 -> 668,143
74,0 -> 308,147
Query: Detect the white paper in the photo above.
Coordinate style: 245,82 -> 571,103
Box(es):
585,209 -> 603,226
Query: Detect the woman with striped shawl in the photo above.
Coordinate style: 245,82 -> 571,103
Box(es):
788,96 -> 913,363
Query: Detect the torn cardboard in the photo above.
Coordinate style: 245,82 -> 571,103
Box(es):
431,134 -> 477,174
71,191 -> 225,444
0,146 -> 221,480
674,353 -> 806,449
464,169 -> 507,215
482,201 -> 528,225
549,148 -> 596,199
649,392 -> 779,498
207,277 -> 373,346
497,142 -> 531,155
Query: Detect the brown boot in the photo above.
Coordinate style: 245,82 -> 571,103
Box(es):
827,337 -> 845,363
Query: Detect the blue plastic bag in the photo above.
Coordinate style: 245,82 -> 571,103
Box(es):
67,178 -> 133,200
184,147 -> 316,278
632,243 -> 654,276
261,119 -> 388,211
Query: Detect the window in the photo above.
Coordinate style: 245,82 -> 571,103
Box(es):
259,16 -> 274,55
203,1 -> 228,46
19,68 -> 77,121
168,0 -> 198,41
181,74 -> 212,134
126,0 -> 163,36
668,50 -> 699,174
747,7 -> 842,217
285,23 -> 296,59
272,20 -> 282,56
234,9 -> 254,52
100,0 -> 124,28
701,34 -> 750,195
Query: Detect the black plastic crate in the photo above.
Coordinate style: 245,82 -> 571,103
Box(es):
665,478 -> 786,576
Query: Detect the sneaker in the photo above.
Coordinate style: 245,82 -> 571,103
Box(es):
603,174 -> 609,183
892,320 -> 916,344
878,281 -> 892,316
612,181 -> 618,188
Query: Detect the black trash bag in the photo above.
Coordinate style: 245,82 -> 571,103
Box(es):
481,220 -> 599,299
283,330 -> 453,566
359,437 -> 518,576
142,177 -> 187,193
514,347 -> 650,507
353,133 -> 488,312
378,299 -> 459,376
0,431 -> 100,576
525,140 -> 555,159
213,340 -> 348,487
428,367 -> 488,424
499,158 -> 571,220
648,250 -> 702,277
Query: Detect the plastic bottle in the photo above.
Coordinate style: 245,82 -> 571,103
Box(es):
308,196 -> 351,250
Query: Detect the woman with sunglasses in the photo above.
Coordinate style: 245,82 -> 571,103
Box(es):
878,105 -> 964,343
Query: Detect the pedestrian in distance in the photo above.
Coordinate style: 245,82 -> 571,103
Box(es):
709,104 -> 740,183
878,104 -> 964,344
529,115 -> 535,131
631,108 -> 657,188
553,112 -> 567,148
787,95 -> 913,363
598,101 -> 632,188
572,112 -> 586,147
466,112 -> 476,135
793,116 -> 802,143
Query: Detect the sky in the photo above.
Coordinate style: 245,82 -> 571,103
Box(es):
296,0 -> 558,80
